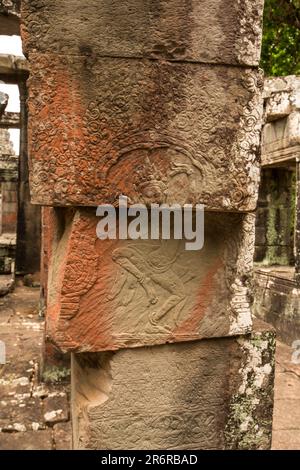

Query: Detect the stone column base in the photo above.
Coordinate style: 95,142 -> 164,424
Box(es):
71,320 -> 275,450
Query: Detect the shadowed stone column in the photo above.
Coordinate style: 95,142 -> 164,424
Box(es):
15,79 -> 41,275
295,160 -> 300,286
21,0 -> 275,449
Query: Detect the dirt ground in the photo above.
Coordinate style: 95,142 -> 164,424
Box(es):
0,283 -> 71,450
0,283 -> 299,450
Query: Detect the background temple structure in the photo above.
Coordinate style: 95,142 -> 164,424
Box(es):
254,76 -> 300,344
0,91 -> 17,275
0,124 -> 17,275
0,1 -> 40,280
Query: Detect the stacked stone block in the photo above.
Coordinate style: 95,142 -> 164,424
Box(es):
21,0 -> 275,449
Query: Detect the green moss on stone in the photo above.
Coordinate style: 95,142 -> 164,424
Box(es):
42,366 -> 70,384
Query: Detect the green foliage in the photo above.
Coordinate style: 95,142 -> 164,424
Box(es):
260,0 -> 300,76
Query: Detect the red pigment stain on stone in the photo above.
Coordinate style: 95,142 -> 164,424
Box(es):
171,259 -> 223,338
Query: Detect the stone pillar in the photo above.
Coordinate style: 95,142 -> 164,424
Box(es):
0,126 -> 18,273
15,79 -> 41,275
40,207 -> 70,379
21,0 -> 275,449
295,160 -> 300,286
0,127 -> 18,234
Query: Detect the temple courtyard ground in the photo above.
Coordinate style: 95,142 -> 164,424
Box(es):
0,282 -> 299,450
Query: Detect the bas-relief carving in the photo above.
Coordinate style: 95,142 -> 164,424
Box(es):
21,0 -> 264,66
27,55 -> 263,210
72,324 -> 274,450
73,340 -> 231,450
47,210 -> 254,352
86,410 -> 222,450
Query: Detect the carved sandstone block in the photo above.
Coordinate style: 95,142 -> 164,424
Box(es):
47,208 -> 255,352
264,77 -> 300,122
261,112 -> 300,166
27,54 -> 263,210
21,0 -> 264,66
72,321 -> 275,450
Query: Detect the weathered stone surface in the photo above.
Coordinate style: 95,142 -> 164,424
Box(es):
295,161 -> 300,286
273,399 -> 300,431
0,53 -> 27,76
53,422 -> 71,450
0,430 -> 52,450
272,430 -> 300,450
43,394 -> 69,424
265,92 -> 297,122
27,55 -> 263,210
0,129 -> 18,183
272,341 -> 300,450
253,268 -> 300,344
274,372 -> 300,400
0,91 -> 8,117
46,208 -> 255,352
0,397 -> 45,432
254,167 -> 295,265
0,274 -> 14,295
41,207 -> 54,311
261,112 -> 300,165
264,76 -> 300,120
0,126 -> 18,273
1,182 -> 18,235
0,0 -> 20,17
21,0 -> 264,66
0,111 -> 20,128
254,76 -> 300,341
0,0 -> 20,36
261,76 -> 300,166
15,80 -> 41,276
72,321 -> 275,450
0,285 -> 72,450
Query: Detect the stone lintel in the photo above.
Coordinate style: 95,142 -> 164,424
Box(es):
0,111 -> 20,128
0,54 -> 28,82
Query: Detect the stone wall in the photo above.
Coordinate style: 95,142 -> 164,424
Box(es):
0,127 -> 18,235
253,271 -> 300,344
1,181 -> 17,233
0,127 -> 17,273
255,168 -> 295,265
253,75 -> 300,344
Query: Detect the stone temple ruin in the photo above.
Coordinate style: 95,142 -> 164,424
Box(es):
254,76 -> 300,345
0,0 -> 299,451
0,107 -> 18,274
0,4 -> 40,280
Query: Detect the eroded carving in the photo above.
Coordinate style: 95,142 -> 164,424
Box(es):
27,55 -> 263,210
21,0 -> 264,66
47,210 -> 254,352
